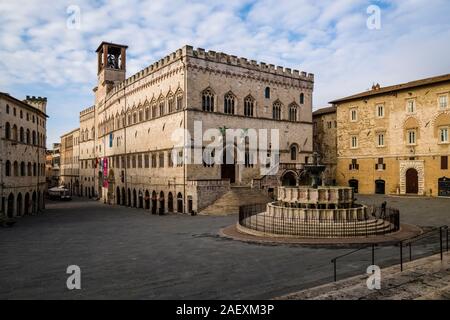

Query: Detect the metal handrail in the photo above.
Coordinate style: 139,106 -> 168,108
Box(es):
331,225 -> 449,281
331,244 -> 376,282
399,225 -> 448,271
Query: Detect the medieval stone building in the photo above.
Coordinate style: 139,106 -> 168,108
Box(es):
330,74 -> 450,196
1,93 -> 47,217
62,42 -> 315,213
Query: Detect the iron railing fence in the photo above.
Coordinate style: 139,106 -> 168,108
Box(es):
238,203 -> 400,238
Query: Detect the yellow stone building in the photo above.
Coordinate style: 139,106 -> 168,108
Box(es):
330,74 -> 450,196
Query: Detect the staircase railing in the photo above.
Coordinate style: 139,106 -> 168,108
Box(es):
331,225 -> 449,282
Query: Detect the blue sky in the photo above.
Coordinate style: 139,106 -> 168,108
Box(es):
1,0 -> 450,146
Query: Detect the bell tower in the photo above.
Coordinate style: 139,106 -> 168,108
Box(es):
95,42 -> 128,99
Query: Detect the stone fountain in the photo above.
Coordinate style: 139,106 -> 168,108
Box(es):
237,153 -> 400,238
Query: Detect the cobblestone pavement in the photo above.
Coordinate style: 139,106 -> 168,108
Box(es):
0,196 -> 448,299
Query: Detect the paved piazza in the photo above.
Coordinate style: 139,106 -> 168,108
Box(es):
0,196 -> 448,299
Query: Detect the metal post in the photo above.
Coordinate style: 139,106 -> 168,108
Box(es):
446,227 -> 449,252
400,242 -> 403,272
333,260 -> 337,282
440,227 -> 443,261
372,244 -> 375,266
409,243 -> 412,261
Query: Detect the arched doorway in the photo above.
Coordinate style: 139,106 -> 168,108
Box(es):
16,193 -> 23,216
151,191 -> 157,214
91,186 -> 95,198
37,191 -> 41,211
121,187 -> 126,205
281,171 -> 297,186
177,193 -> 183,213
221,144 -> 236,183
138,190 -> 143,209
127,189 -> 132,206
406,168 -> 419,194
168,192 -> 174,213
24,193 -> 30,215
375,180 -> 385,194
159,191 -> 165,215
116,187 -> 121,205
145,190 -> 150,209
438,177 -> 450,197
7,193 -> 14,218
349,179 -> 359,193
32,191 -> 37,214
133,189 -> 137,208
188,196 -> 193,214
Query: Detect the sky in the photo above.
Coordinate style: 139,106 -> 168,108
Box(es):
1,0 -> 450,147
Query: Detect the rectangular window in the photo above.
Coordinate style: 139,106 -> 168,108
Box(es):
159,153 -> 165,167
407,99 -> 415,113
350,109 -> 357,121
439,95 -> 448,109
407,130 -> 416,145
349,159 -> 359,170
144,154 -> 150,168
151,154 -> 157,168
137,154 -> 142,168
439,127 -> 449,143
376,104 -> 384,117
351,136 -> 358,148
442,156 -> 448,170
132,156 -> 136,168
377,133 -> 385,147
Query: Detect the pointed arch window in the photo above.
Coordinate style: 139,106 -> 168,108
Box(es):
289,103 -> 298,122
5,122 -> 10,139
176,92 -> 183,110
167,94 -> 174,113
244,96 -> 255,117
290,144 -> 298,161
273,101 -> 282,120
202,88 -> 215,112
5,160 -> 11,176
152,104 -> 157,118
159,100 -> 165,116
224,92 -> 235,115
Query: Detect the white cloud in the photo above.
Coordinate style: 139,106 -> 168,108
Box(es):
1,0 -> 450,144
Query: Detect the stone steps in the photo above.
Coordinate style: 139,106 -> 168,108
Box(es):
277,251 -> 450,300
200,186 -> 271,215
241,215 -> 393,237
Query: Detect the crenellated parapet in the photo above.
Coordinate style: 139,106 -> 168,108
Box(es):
104,45 -> 314,102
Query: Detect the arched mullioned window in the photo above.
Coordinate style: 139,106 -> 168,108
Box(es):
159,97 -> 165,116
145,108 -> 150,120
176,91 -> 183,110
202,88 -> 215,112
224,92 -> 235,115
33,163 -> 37,176
244,95 -> 255,117
290,144 -> 298,161
12,124 -> 18,140
20,161 -> 25,176
152,103 -> 157,118
265,87 -> 270,99
5,122 -> 11,139
26,129 -> 30,144
19,127 -> 24,142
167,93 -> 174,113
289,103 -> 298,122
273,101 -> 282,120
13,161 -> 19,176
27,162 -> 32,176
5,160 -> 11,176
300,93 -> 305,104
32,130 -> 36,145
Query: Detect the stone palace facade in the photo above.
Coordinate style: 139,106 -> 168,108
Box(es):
61,42 -> 315,213
1,93 -> 48,217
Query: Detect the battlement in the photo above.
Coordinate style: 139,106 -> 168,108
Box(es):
106,45 -> 314,100
80,105 -> 95,116
24,95 -> 47,114
25,95 -> 47,102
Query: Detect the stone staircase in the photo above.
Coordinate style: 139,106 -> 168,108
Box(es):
277,251 -> 450,300
199,186 -> 271,215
